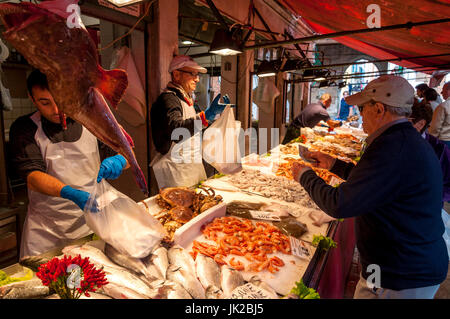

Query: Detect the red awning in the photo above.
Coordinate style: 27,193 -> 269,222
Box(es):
281,0 -> 450,73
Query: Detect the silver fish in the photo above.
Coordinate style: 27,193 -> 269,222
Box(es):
0,278 -> 49,299
220,265 -> 244,298
104,243 -> 161,281
150,280 -> 192,299
168,245 -> 195,274
149,246 -> 169,280
248,275 -> 279,298
167,264 -> 205,299
205,285 -> 223,299
101,282 -> 149,299
102,266 -> 156,298
195,254 -> 221,290
62,244 -> 123,270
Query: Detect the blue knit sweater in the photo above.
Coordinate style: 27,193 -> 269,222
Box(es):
300,122 -> 448,290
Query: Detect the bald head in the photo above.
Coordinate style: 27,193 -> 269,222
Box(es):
320,93 -> 332,108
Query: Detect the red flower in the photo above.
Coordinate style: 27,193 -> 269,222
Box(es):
36,254 -> 108,299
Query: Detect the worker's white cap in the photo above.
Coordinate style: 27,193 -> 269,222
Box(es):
346,75 -> 415,108
168,55 -> 207,73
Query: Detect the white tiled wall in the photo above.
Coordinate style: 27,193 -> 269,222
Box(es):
3,98 -> 35,141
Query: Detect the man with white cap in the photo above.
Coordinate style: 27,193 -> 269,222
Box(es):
291,75 -> 448,298
150,55 -> 230,189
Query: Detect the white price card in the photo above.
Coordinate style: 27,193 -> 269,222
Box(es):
230,283 -> 276,299
289,236 -> 311,260
249,211 -> 281,222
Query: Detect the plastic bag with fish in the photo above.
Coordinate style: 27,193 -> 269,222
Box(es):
84,180 -> 167,258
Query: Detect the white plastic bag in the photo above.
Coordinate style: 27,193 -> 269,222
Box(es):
202,105 -> 242,174
84,180 -> 167,258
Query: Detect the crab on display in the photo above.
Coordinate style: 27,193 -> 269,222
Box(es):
155,186 -> 223,242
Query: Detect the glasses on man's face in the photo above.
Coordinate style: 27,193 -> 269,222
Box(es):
178,70 -> 200,78
358,105 -> 364,113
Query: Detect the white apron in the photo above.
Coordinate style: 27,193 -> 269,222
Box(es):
20,112 -> 100,258
151,91 -> 206,189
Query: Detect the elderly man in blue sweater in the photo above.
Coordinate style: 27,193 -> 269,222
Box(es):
292,75 -> 448,299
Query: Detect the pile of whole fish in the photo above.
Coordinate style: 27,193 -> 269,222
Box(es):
2,241 -> 281,299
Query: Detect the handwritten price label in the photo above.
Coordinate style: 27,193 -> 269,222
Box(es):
249,211 -> 281,222
289,236 -> 311,260
230,283 -> 275,299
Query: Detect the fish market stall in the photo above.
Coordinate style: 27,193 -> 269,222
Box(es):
1,124 -> 363,299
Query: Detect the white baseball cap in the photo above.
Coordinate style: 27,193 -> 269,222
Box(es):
168,55 -> 207,73
345,75 -> 415,108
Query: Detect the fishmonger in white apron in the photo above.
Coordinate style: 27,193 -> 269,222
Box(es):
20,112 -> 99,258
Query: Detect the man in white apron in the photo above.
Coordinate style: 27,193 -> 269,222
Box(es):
9,70 -> 129,258
150,55 -> 230,189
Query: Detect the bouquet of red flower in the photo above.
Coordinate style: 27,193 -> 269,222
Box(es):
36,254 -> 108,299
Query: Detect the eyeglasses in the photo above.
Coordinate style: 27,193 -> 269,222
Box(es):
177,70 -> 200,77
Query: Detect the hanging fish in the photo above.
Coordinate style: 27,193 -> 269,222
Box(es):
0,0 -> 148,194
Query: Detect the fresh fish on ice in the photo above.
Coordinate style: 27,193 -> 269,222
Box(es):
168,245 -> 195,274
101,266 -> 156,298
151,280 -> 192,299
195,254 -> 221,290
149,246 -> 169,280
220,265 -> 244,298
101,282 -> 149,299
248,275 -> 279,299
205,286 -> 223,299
167,264 -> 205,299
104,243 -> 161,281
62,244 -> 123,270
0,278 -> 49,299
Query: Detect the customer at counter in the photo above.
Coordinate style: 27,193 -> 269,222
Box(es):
282,93 -> 340,144
409,100 -> 450,202
9,70 -> 129,258
150,55 -> 232,189
291,75 -> 448,299
429,82 -> 450,147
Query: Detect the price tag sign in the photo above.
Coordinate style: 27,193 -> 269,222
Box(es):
249,211 -> 281,222
230,283 -> 275,299
289,236 -> 311,260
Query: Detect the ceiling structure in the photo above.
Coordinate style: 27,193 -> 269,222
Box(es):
279,0 -> 450,73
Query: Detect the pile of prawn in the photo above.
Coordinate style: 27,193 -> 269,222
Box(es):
191,216 -> 291,274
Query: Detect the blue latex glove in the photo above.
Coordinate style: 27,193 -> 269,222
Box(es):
204,94 -> 235,122
97,154 -> 127,183
60,185 -> 98,212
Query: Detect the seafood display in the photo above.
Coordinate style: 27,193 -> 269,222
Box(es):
0,0 -> 147,194
191,216 -> 291,274
154,187 -> 223,242
228,169 -> 320,208
0,278 -> 50,299
276,157 -> 344,185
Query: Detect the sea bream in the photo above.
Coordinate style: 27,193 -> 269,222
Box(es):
167,264 -> 205,299
0,278 -> 50,299
195,254 -> 221,291
104,243 -> 162,281
220,265 -> 244,298
0,0 -> 147,194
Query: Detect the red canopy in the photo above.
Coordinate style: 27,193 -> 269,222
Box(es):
281,0 -> 450,73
